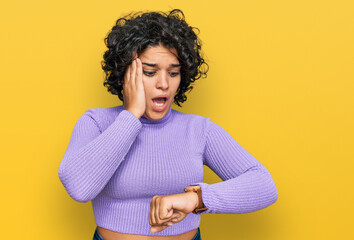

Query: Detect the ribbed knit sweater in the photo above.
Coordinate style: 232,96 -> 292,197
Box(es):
58,104 -> 278,236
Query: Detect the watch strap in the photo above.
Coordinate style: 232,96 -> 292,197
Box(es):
184,186 -> 209,213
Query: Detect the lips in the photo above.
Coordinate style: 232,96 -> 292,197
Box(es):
152,94 -> 169,101
151,94 -> 169,112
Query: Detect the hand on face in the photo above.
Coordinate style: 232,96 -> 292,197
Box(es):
123,56 -> 146,119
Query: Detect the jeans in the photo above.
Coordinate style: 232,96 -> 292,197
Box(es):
93,227 -> 202,240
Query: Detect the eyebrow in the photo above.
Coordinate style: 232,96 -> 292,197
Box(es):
142,62 -> 181,68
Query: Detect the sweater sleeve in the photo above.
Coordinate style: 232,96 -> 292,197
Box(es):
188,118 -> 278,214
58,109 -> 143,203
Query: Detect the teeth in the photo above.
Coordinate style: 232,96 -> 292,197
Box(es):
154,102 -> 164,106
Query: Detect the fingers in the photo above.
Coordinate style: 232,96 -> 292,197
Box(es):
150,196 -> 163,226
124,57 -> 142,87
151,225 -> 169,233
171,212 -> 181,220
152,197 -> 172,225
155,197 -> 161,224
124,59 -> 136,88
150,195 -> 163,226
150,196 -> 175,230
130,59 -> 137,86
124,64 -> 131,86
149,196 -> 156,226
136,58 -> 142,80
171,212 -> 182,222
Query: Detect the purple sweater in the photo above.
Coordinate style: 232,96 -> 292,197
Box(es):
58,104 -> 278,236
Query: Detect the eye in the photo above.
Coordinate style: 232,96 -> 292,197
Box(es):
143,71 -> 155,77
169,72 -> 180,77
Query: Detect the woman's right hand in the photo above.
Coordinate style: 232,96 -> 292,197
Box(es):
123,57 -> 146,119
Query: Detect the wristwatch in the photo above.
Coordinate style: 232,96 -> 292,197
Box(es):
184,185 -> 209,213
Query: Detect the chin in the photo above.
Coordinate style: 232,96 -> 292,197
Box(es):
145,108 -> 167,120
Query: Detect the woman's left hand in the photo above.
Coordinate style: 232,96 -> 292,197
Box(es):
149,191 -> 198,233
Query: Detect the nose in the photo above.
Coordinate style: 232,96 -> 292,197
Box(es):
156,71 -> 169,90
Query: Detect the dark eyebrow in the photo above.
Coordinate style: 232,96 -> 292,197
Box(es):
142,62 -> 181,68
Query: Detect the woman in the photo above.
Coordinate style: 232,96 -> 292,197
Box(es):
58,9 -> 278,240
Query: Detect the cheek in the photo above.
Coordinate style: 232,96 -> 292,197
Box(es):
173,78 -> 181,91
142,76 -> 149,89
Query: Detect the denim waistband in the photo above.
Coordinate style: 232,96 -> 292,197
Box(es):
93,227 -> 201,240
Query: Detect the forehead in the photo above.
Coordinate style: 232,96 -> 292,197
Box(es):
139,45 -> 179,63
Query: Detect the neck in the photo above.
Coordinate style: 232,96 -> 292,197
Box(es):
122,103 -> 173,125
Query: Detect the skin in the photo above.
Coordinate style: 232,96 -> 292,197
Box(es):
149,191 -> 200,233
97,45 -> 201,239
123,44 -> 182,121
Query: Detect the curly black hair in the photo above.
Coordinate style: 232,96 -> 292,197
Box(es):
101,9 -> 209,107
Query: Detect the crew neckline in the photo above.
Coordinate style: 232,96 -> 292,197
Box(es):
122,103 -> 173,125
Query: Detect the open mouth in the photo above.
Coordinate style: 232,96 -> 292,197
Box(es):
152,97 -> 167,106
151,96 -> 168,111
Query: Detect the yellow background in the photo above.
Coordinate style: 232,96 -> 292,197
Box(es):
1,0 -> 353,239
